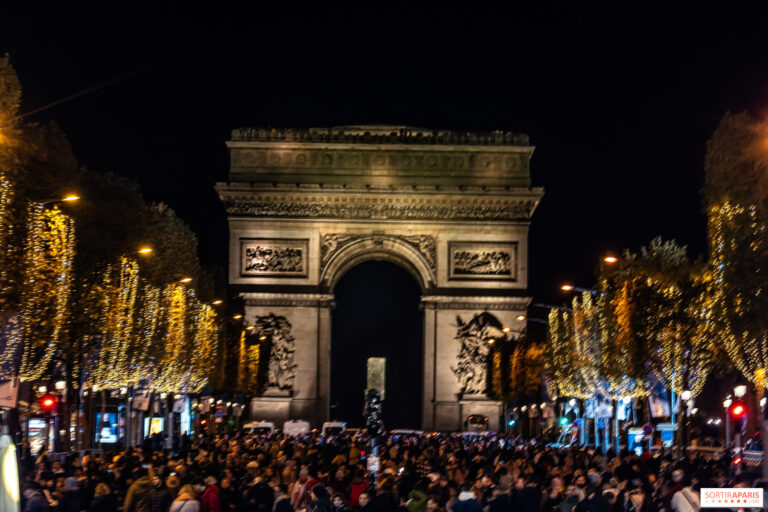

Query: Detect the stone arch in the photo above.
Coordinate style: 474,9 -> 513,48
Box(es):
321,235 -> 436,292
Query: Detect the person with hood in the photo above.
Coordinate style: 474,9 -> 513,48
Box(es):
125,467 -> 153,512
451,485 -> 481,512
57,477 -> 85,512
148,474 -> 173,512
201,475 -> 222,512
89,483 -> 118,512
310,485 -> 332,512
22,481 -> 48,512
171,484 -> 201,512
407,479 -> 430,512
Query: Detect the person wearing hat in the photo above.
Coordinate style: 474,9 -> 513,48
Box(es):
310,485 -> 332,512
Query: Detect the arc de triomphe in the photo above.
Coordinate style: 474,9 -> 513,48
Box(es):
217,126 -> 543,431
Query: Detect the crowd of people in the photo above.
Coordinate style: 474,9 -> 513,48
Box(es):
17,428 -> 765,512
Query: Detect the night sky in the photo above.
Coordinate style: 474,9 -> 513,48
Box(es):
3,5 -> 768,417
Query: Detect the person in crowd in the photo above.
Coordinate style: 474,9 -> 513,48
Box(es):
171,484 -> 201,512
89,483 -> 119,512
148,473 -> 174,512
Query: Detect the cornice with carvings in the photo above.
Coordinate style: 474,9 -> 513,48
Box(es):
219,190 -> 540,221
420,295 -> 530,311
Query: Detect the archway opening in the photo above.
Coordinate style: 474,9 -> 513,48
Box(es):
331,260 -> 423,429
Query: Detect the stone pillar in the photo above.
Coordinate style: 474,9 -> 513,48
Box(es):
422,302 -> 437,430
242,293 -> 334,427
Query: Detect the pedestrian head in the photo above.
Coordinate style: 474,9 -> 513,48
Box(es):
359,492 -> 371,507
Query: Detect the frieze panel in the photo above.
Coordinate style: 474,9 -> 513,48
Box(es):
448,242 -> 518,281
224,197 -> 537,221
240,238 -> 309,278
230,126 -> 530,146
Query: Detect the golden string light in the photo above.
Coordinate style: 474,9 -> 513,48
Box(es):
708,202 -> 768,390
18,205 -> 75,382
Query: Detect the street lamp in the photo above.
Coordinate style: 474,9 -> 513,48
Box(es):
54,380 -> 66,391
179,277 -> 192,284
724,397 -> 733,447
561,284 -> 593,293
734,385 -> 747,399
515,315 -> 526,321
212,300 -> 223,305
40,194 -> 80,206
603,256 -> 618,264
233,314 -> 243,320
138,247 -> 153,255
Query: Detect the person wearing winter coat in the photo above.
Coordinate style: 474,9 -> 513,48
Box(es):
170,484 -> 201,512
89,483 -> 119,512
23,482 -> 49,512
310,485 -> 332,512
487,485 -> 513,512
125,469 -> 154,512
57,477 -> 85,512
148,474 -> 174,512
452,486 -> 482,512
200,476 -> 222,512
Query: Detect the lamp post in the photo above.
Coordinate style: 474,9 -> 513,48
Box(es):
680,389 -> 692,453
723,397 -> 732,448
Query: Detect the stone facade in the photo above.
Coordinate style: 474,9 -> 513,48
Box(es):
218,125 -> 543,431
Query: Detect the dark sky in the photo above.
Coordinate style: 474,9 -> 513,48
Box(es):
3,4 -> 768,312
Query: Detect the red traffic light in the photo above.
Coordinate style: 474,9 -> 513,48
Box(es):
733,456 -> 743,465
731,404 -> 746,417
200,418 -> 207,426
40,394 -> 56,411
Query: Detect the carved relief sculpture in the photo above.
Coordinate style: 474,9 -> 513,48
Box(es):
321,233 -> 436,273
449,242 -> 517,280
451,312 -> 507,396
241,239 -> 308,277
250,313 -> 297,390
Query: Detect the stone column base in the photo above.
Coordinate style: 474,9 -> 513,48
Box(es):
248,397 -> 320,427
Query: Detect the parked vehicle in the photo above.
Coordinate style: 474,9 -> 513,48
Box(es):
244,421 -> 275,435
283,419 -> 310,437
322,421 -> 346,436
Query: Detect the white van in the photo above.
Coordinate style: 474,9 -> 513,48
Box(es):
244,421 -> 275,435
321,421 -> 347,436
283,419 -> 310,437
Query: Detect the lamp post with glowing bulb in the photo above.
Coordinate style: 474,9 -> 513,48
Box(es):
723,397 -> 732,448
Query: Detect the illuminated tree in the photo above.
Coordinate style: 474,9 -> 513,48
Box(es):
703,113 -> 768,390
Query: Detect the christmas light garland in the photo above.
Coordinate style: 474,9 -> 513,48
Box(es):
18,205 -> 75,382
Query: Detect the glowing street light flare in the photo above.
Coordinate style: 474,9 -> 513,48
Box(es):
259,335 -> 267,341
502,326 -> 512,332
179,277 -> 192,283
138,247 -> 153,255
603,256 -> 618,264
561,284 -> 574,291
212,300 -> 223,305
488,339 -> 495,345
515,315 -> 526,321
233,314 -> 243,320
62,194 -> 80,202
